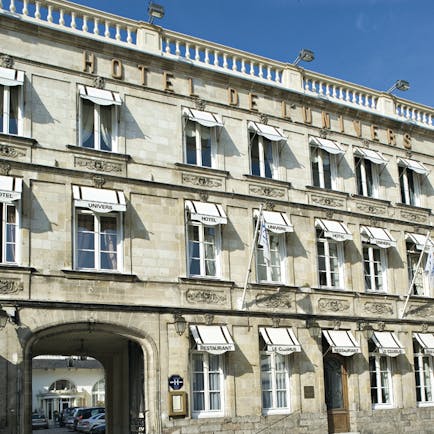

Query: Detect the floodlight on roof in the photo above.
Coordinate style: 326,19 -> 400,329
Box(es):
293,49 -> 315,66
148,2 -> 165,24
386,79 -> 410,94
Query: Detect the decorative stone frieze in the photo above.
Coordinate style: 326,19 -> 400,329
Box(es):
255,293 -> 292,308
182,173 -> 222,189
186,289 -> 226,305
74,156 -> 122,173
364,301 -> 393,315
318,298 -> 350,312
0,144 -> 26,159
407,304 -> 434,318
249,184 -> 285,198
355,202 -> 387,215
0,279 -> 23,294
400,210 -> 428,223
311,194 -> 344,208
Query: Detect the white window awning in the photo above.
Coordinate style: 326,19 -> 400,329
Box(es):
0,175 -> 22,203
259,327 -> 301,355
316,218 -> 352,241
185,200 -> 227,225
354,147 -> 387,165
253,210 -> 293,233
190,325 -> 235,355
372,331 -> 405,357
248,121 -> 286,142
182,107 -> 223,128
79,85 -> 122,106
414,333 -> 434,356
0,66 -> 24,87
323,330 -> 361,357
309,136 -> 344,155
406,233 -> 434,251
73,185 -> 126,212
398,157 -> 429,176
361,226 -> 396,249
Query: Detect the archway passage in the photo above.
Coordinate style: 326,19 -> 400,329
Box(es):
30,325 -> 145,434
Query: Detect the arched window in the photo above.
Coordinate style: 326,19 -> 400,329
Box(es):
92,378 -> 105,406
49,379 -> 76,392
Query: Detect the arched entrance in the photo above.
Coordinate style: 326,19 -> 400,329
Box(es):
27,322 -> 148,434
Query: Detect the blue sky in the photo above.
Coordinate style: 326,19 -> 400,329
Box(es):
72,0 -> 433,108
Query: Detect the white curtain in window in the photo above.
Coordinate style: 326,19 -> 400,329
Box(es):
100,105 -> 113,151
81,101 -> 94,147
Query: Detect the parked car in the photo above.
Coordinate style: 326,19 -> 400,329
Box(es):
90,423 -> 105,434
66,407 -> 83,430
61,407 -> 79,427
77,412 -> 105,433
31,413 -> 48,430
73,407 -> 105,431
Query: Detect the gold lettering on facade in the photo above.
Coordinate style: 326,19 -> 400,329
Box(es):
321,111 -> 331,129
370,124 -> 379,141
302,106 -> 312,124
163,71 -> 174,92
137,65 -> 148,86
249,93 -> 258,112
111,59 -> 123,79
353,120 -> 362,137
83,51 -> 95,73
338,115 -> 345,133
228,88 -> 239,106
403,133 -> 412,149
386,129 -> 396,145
281,101 -> 292,120
188,78 -> 198,97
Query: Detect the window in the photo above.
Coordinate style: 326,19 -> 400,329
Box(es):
185,201 -> 226,278
406,241 -> 430,296
0,67 -> 24,135
78,85 -> 121,152
73,185 -> 125,272
248,121 -> 285,179
183,108 -> 222,168
260,352 -> 290,414
191,352 -> 224,417
369,340 -> 393,408
414,340 -> 434,405
310,137 -> 343,189
49,379 -> 76,392
398,158 -> 428,207
355,157 -> 379,197
0,203 -> 18,264
363,244 -> 387,292
257,231 -> 285,283
92,379 -> 105,406
316,227 -> 344,289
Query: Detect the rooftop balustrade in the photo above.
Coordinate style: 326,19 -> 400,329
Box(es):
1,0 -> 433,129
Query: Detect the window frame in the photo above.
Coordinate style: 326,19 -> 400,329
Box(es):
369,348 -> 393,409
406,241 -> 430,297
250,133 -> 279,179
73,208 -> 123,272
186,220 -> 221,278
256,230 -> 286,284
311,147 -> 337,189
399,165 -> 421,206
78,97 -> 119,152
184,119 -> 217,168
363,243 -> 388,292
414,340 -> 434,406
0,83 -> 23,136
260,350 -> 291,415
316,228 -> 345,289
355,156 -> 380,198
191,351 -> 225,418
0,202 -> 19,265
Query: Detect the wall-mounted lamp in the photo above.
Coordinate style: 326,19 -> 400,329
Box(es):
306,319 -> 321,339
386,79 -> 410,94
148,2 -> 165,24
174,313 -> 187,336
293,49 -> 315,66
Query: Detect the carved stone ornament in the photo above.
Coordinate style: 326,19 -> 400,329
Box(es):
92,175 -> 106,188
0,162 -> 11,175
364,302 -> 393,315
204,313 -> 214,325
362,139 -> 371,148
319,129 -> 329,139
249,185 -> 285,198
259,113 -> 269,125
325,210 -> 334,219
400,210 -> 427,224
186,289 -> 227,305
0,279 -> 24,294
194,98 -> 206,111
255,293 -> 292,309
318,298 -> 350,312
355,202 -> 387,215
407,304 -> 434,318
264,201 -> 276,211
75,156 -> 122,173
1,54 -> 13,69
199,192 -> 209,202
272,317 -> 281,328
93,76 -> 105,89
0,145 -> 25,159
311,194 -> 344,208
182,174 -> 222,189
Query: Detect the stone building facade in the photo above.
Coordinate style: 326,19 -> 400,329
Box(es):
0,1 -> 433,433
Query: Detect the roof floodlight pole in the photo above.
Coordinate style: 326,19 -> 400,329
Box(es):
401,231 -> 431,319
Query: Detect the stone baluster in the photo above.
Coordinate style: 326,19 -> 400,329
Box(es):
47,5 -> 53,22
127,27 -> 132,43
213,50 -> 219,66
82,15 -> 88,32
250,61 -> 255,76
175,40 -> 180,56
35,1 -> 40,18
223,53 -> 228,69
59,8 -> 64,26
194,45 -> 200,61
71,12 -> 76,29
93,18 -> 99,35
104,21 -> 110,37
0,1 -> 3,10
9,0 -> 15,12
204,48 -> 209,64
185,43 -> 190,59
241,59 -> 246,74
267,66 -> 271,81
165,38 -> 171,54
115,24 -> 120,40
232,56 -> 238,72
22,0 -> 28,16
